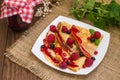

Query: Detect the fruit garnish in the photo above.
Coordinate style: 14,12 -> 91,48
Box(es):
89,29 -> 95,35
91,57 -> 96,61
62,53 -> 67,58
82,64 -> 86,68
66,37 -> 75,46
71,26 -> 92,58
71,25 -> 79,33
54,47 -> 62,54
93,31 -> 101,39
66,59 -> 71,65
41,45 -> 45,48
85,58 -> 93,67
71,52 -> 80,60
55,32 -> 71,52
59,61 -> 67,69
79,52 -> 84,57
90,37 -> 95,43
50,43 -> 55,49
62,26 -> 68,33
94,50 -> 98,55
66,30 -> 71,34
95,38 -> 100,46
47,34 -> 55,43
50,25 -> 57,32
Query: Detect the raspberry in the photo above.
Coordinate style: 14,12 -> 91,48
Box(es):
50,25 -> 57,32
85,58 -> 93,67
71,52 -> 80,60
59,61 -> 67,69
47,34 -> 55,43
62,26 -> 68,33
93,31 -> 101,39
66,38 -> 75,46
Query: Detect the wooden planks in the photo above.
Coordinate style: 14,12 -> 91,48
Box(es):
2,28 -> 41,80
0,19 -> 8,80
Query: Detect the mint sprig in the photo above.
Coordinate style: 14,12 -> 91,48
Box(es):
70,0 -> 120,30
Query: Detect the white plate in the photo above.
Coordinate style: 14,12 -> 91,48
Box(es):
31,16 -> 110,75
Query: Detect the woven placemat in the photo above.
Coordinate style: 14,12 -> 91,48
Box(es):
5,1 -> 120,80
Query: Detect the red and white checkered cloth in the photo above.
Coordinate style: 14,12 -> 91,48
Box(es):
0,0 -> 43,23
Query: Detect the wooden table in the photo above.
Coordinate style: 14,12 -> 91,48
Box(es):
0,1 -> 41,80
0,0 -> 120,80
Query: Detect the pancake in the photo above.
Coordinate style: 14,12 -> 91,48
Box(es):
41,21 -> 103,72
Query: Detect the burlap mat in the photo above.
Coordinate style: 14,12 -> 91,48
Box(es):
5,1 -> 120,80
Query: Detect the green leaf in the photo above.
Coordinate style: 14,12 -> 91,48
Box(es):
86,12 -> 97,22
95,38 -> 100,46
83,0 -> 95,9
72,9 -> 83,19
89,29 -> 95,35
72,0 -> 81,9
107,0 -> 120,18
70,0 -> 120,30
94,18 -> 106,30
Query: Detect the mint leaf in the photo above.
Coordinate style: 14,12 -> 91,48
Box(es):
94,18 -> 106,30
70,0 -> 120,29
72,0 -> 80,9
83,0 -> 95,9
95,38 -> 100,46
89,29 -> 95,35
86,12 -> 97,22
107,0 -> 120,18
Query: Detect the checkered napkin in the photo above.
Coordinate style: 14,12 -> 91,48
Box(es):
0,0 -> 43,23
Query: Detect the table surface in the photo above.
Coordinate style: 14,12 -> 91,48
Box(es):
0,0 -> 41,79
0,0 -> 120,80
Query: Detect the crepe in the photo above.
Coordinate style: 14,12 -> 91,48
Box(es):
41,21 -> 103,72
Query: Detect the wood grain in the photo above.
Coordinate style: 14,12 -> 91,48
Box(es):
0,19 -> 8,80
0,0 -> 120,80
2,28 -> 41,80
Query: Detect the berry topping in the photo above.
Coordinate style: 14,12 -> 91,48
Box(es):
66,59 -> 71,65
87,37 -> 90,40
71,25 -> 79,33
54,47 -> 62,53
94,50 -> 98,55
59,61 -> 67,69
82,64 -> 86,68
62,26 -> 68,33
66,38 -> 75,46
71,52 -> 80,60
91,57 -> 96,61
66,30 -> 71,34
47,34 -> 55,43
90,37 -> 95,43
50,43 -> 55,49
62,53 -> 67,57
79,52 -> 84,57
41,45 -> 45,48
93,31 -> 101,39
50,25 -> 57,32
85,58 -> 93,67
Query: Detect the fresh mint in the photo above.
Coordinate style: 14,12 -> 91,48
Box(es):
70,0 -> 120,30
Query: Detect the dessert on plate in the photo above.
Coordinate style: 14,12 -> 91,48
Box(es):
40,21 -> 103,72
